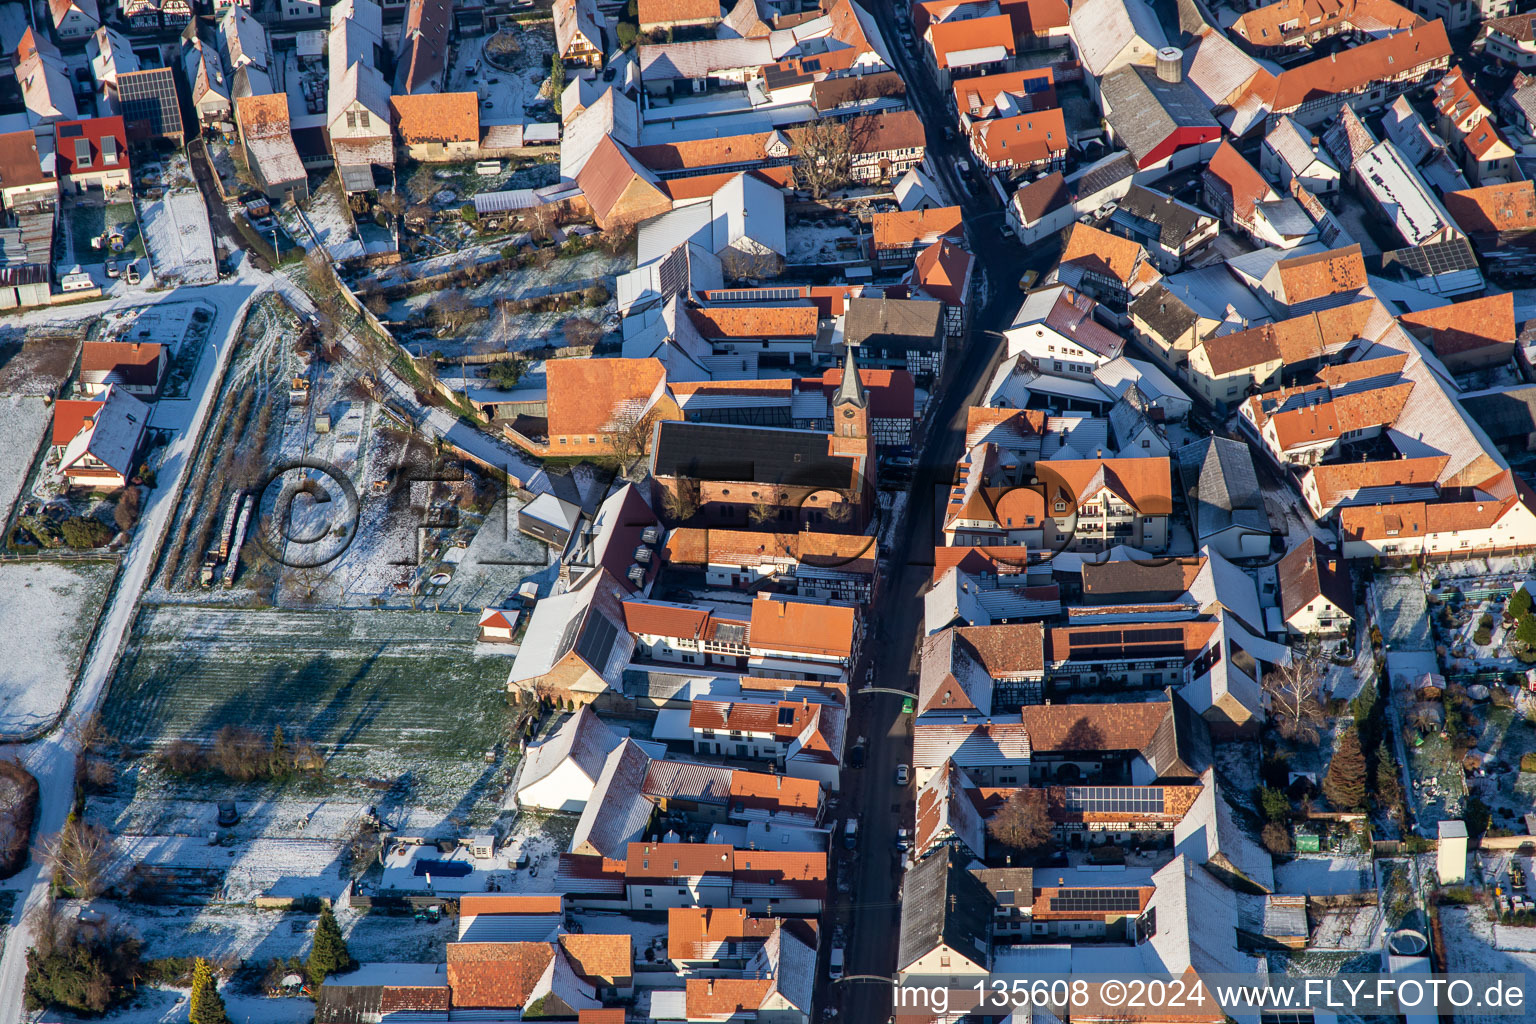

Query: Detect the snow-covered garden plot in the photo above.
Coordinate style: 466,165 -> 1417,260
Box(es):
294,180 -> 365,261
91,898 -> 454,968
402,156 -> 559,212
0,396 -> 51,526
452,25 -> 556,127
0,560 -> 116,735
1274,854 -> 1375,896
786,219 -> 866,265
139,190 -> 218,285
101,607 -> 513,812
1441,906 -> 1536,1024
0,330 -> 80,395
385,249 -> 626,358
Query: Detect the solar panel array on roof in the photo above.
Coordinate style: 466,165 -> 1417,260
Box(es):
1385,237 -> 1479,275
575,613 -> 619,669
777,706 -> 796,726
1048,888 -> 1142,913
657,244 -> 687,301
1062,786 -> 1166,815
709,287 -> 804,302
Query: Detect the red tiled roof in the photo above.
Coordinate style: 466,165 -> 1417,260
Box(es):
558,933 -> 632,987
55,116 -> 129,177
1205,141 -> 1273,221
381,986 -> 452,1012
638,0 -> 720,25
970,109 -> 1067,167
815,367 -> 916,420
545,357 -> 668,438
1399,293 -> 1516,359
728,769 -> 821,813
51,398 -> 100,447
445,942 -> 555,1009
79,341 -> 161,386
952,67 -> 1056,117
871,205 -> 964,251
686,978 -> 773,1019
458,894 -> 563,916
625,842 -> 735,879
390,91 -> 477,144
688,304 -> 819,339
928,13 -> 1016,67
1444,181 -> 1536,234
749,596 -> 856,658
668,907 -> 776,961
622,599 -> 714,639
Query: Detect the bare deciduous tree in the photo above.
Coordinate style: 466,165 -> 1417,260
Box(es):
986,789 -> 1054,854
433,292 -> 477,336
748,497 -> 774,525
606,402 -> 656,479
562,316 -> 605,349
113,487 -> 140,533
1263,644 -> 1327,745
719,246 -> 785,282
377,190 -> 407,222
39,817 -> 113,899
661,476 -> 701,523
794,120 -> 853,200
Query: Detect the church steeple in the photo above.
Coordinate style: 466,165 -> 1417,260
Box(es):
831,345 -> 869,443
834,344 -> 866,407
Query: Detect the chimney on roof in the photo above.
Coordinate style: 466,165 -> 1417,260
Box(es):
1155,47 -> 1183,83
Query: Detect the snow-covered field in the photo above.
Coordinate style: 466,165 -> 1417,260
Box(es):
1273,854 -> 1375,896
101,606 -> 513,814
0,560 -> 116,736
140,191 -> 217,285
0,395 -> 50,525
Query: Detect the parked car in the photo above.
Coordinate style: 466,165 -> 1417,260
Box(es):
105,260 -> 119,278
125,262 -> 141,285
895,764 -> 910,786
829,945 -> 845,980
1019,269 -> 1039,291
895,828 -> 912,852
217,800 -> 239,826
848,744 -> 866,769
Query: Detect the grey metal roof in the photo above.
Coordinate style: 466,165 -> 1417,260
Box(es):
1100,65 -> 1220,164
898,848 -> 994,975
1176,436 -> 1270,540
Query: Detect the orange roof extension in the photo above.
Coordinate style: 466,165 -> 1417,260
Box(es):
1274,244 -> 1368,305
1232,0 -> 1422,46
728,769 -> 821,813
871,205 -> 964,251
622,598 -> 716,639
390,92 -> 478,144
928,14 -> 1016,68
625,842 -> 735,879
659,165 -> 794,202
911,237 -> 973,305
557,933 -> 632,987
1060,222 -> 1149,286
748,595 -> 856,658
381,987 -> 452,1012
688,304 -> 819,339
932,544 -> 1031,581
688,698 -> 817,737
545,356 -> 668,438
1400,293 -> 1516,359
1308,456 -> 1448,509
1267,382 -> 1414,451
458,894 -> 563,916
1041,458 -> 1174,515
668,907 -> 777,961
445,942 -> 555,1008
686,978 -> 774,1019
970,108 -> 1067,167
1444,181 -> 1536,234
638,0 -> 720,26
952,67 -> 1056,116
1205,141 -> 1273,221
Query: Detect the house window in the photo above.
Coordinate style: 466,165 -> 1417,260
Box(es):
940,955 -> 951,967
359,110 -> 370,127
346,111 -> 356,128
643,888 -> 653,896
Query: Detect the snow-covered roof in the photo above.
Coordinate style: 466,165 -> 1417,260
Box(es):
60,385 -> 148,479
1174,767 -> 1275,893
517,706 -> 623,796
1069,0 -> 1166,77
561,87 -> 640,181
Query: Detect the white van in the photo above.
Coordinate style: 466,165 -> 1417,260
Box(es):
829,946 -> 845,980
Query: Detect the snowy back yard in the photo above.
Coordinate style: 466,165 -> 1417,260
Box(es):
0,560 -> 116,736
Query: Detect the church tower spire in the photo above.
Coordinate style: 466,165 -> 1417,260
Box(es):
831,345 -> 869,445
